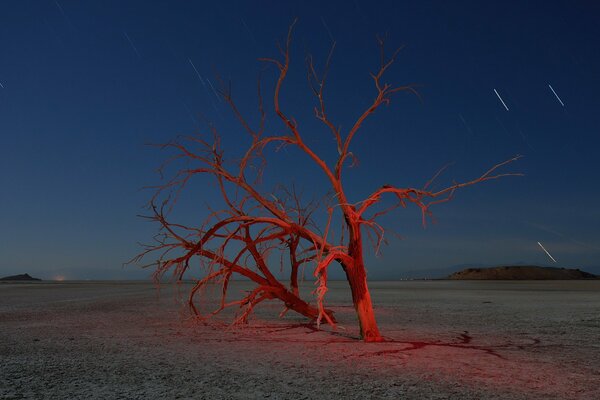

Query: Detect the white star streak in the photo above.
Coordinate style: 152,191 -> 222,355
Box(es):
206,78 -> 222,102
537,241 -> 557,263
123,32 -> 141,57
54,0 -> 74,28
240,17 -> 257,45
320,16 -> 335,42
54,1 -> 67,18
548,84 -> 565,107
0,82 -> 4,89
494,89 -> 509,111
188,59 -> 206,86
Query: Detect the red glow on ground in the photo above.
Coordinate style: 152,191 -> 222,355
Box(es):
181,318 -> 579,398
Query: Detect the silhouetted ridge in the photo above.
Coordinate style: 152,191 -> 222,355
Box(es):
448,266 -> 597,280
0,273 -> 41,281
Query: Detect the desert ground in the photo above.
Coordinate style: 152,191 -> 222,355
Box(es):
1,279 -> 599,399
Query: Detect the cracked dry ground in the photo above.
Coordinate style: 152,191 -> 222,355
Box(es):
1,280 -> 599,399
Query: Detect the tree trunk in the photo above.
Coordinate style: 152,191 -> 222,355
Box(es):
289,237 -> 300,297
290,264 -> 299,296
345,262 -> 382,341
345,220 -> 383,342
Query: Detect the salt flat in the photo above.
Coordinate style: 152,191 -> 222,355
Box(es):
1,280 -> 599,399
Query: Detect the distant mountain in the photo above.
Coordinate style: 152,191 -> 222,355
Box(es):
0,273 -> 41,281
581,265 -> 600,275
448,266 -> 597,280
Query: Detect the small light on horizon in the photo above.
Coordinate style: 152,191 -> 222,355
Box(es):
53,275 -> 66,281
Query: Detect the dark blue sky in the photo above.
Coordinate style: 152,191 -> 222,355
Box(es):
1,1 -> 599,280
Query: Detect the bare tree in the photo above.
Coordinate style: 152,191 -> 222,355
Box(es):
133,21 -> 521,342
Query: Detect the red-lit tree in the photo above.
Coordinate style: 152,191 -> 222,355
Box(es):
133,21 -> 521,342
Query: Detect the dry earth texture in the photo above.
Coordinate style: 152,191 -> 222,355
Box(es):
1,280 -> 599,399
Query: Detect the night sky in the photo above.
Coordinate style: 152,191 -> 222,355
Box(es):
1,1 -> 599,280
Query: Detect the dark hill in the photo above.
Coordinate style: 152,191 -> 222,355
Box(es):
0,273 -> 41,281
448,266 -> 597,280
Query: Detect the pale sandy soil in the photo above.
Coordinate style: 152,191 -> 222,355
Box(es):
1,280 -> 599,399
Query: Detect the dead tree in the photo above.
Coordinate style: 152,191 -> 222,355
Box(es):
133,21 -> 521,342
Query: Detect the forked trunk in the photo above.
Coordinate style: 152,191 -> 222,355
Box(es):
345,221 -> 383,342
